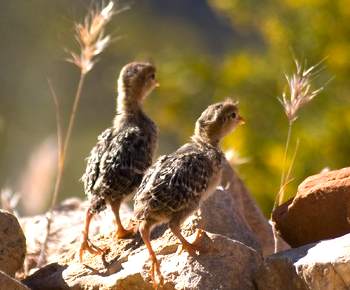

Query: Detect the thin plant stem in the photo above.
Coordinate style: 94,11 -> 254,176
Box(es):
36,0 -> 116,268
284,138 -> 300,190
37,73 -> 86,267
275,120 -> 293,209
61,73 -> 86,165
272,121 -> 294,253
272,58 -> 327,253
48,79 -> 63,163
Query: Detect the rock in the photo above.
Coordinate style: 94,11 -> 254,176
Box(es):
0,210 -> 26,276
255,233 -> 350,290
184,187 -> 262,253
0,270 -> 30,290
272,167 -> 350,247
221,161 -> 289,255
24,232 -> 262,290
19,197 -> 132,272
20,161 -> 278,274
157,233 -> 262,290
22,162 -> 270,289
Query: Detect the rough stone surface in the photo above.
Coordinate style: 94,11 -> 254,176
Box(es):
20,197 -> 131,273
20,161 -> 279,272
0,210 -> 26,277
0,270 -> 30,290
221,161 -> 289,255
255,233 -> 350,290
24,232 -> 262,290
273,167 -> 350,247
21,162 -> 273,289
188,187 -> 262,252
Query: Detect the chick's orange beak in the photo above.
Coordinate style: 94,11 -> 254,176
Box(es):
154,80 -> 160,88
238,115 -> 245,125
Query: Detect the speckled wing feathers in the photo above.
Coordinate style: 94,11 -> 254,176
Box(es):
103,127 -> 153,193
82,128 -> 114,196
82,119 -> 157,213
134,142 -> 223,221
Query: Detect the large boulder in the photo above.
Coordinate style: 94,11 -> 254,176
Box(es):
24,231 -> 262,290
255,233 -> 350,290
22,162 -> 273,289
0,210 -> 26,277
20,161 -> 280,273
221,162 -> 289,255
273,167 -> 350,247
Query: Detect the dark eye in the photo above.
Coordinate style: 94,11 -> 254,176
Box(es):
230,112 -> 236,119
149,73 -> 155,80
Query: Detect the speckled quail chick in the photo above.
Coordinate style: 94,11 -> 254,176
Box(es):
133,99 -> 244,287
79,62 -> 159,261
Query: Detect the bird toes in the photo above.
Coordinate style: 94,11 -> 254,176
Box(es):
179,229 -> 211,256
115,226 -> 136,239
150,258 -> 164,289
179,243 -> 199,256
78,239 -> 106,262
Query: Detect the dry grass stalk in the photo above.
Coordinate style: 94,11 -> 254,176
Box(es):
272,59 -> 326,253
67,1 -> 114,74
37,1 -> 116,267
276,59 -> 325,207
278,59 -> 325,123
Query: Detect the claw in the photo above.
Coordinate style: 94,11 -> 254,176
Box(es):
179,242 -> 201,256
150,256 -> 164,289
115,226 -> 136,239
179,229 -> 207,256
79,238 -> 106,262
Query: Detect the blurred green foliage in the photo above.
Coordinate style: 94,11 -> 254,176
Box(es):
208,0 -> 350,213
0,0 -> 349,216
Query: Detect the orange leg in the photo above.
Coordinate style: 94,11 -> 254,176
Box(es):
79,209 -> 105,262
110,200 -> 135,238
139,221 -> 164,289
170,223 -> 205,256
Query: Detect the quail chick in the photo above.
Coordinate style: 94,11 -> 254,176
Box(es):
79,62 -> 159,261
133,99 -> 244,287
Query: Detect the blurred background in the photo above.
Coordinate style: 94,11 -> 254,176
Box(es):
0,0 -> 349,216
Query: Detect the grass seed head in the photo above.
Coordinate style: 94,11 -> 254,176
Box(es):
278,59 -> 325,123
67,1 -> 115,74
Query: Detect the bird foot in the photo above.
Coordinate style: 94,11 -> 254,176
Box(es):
115,226 -> 136,239
149,256 -> 164,289
79,238 -> 107,262
179,242 -> 203,256
179,229 -> 208,256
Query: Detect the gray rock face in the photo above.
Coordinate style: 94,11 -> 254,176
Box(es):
182,186 -> 262,253
220,162 -> 289,255
20,197 -> 131,272
0,210 -> 26,277
22,162 -> 279,289
0,270 -> 30,290
256,233 -> 350,290
158,233 -> 262,290
24,233 -> 262,290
